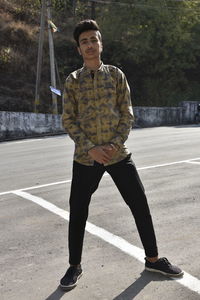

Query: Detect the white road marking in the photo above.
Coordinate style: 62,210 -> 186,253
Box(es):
13,190 -> 200,295
185,161 -> 200,165
0,180 -> 71,196
1,139 -> 43,145
0,135 -> 67,145
14,139 -> 43,144
1,157 -> 200,196
138,157 -> 200,170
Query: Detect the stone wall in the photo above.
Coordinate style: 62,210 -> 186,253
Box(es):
133,106 -> 183,127
0,101 -> 199,141
0,111 -> 63,141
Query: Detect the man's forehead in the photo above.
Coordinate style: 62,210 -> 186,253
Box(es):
79,30 -> 99,41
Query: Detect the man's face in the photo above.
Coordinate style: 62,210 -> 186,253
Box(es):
78,30 -> 103,61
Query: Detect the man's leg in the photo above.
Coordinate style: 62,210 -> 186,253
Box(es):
68,161 -> 105,265
106,155 -> 158,258
106,155 -> 183,277
60,161 -> 104,289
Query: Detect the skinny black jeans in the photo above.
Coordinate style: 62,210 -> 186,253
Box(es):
68,154 -> 158,265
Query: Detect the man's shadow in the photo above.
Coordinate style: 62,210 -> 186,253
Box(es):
113,270 -> 172,300
44,271 -> 172,300
44,285 -> 74,300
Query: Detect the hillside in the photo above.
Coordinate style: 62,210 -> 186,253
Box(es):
0,0 -> 77,113
0,0 -> 40,112
1,0 -> 200,113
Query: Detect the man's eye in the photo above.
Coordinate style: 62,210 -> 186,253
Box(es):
91,39 -> 98,43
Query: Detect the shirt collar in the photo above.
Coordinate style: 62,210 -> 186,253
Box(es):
82,61 -> 104,75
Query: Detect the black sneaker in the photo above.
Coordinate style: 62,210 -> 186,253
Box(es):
60,265 -> 83,290
145,257 -> 184,277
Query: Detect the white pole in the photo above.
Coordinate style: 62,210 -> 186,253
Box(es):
34,0 -> 46,113
46,0 -> 58,114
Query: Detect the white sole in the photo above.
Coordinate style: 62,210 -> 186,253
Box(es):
145,267 -> 184,277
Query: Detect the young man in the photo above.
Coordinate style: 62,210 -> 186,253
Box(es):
60,19 -> 183,290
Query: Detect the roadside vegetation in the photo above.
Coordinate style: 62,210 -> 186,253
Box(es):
0,0 -> 200,113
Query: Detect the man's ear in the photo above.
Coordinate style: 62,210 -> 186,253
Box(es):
77,47 -> 82,56
100,42 -> 103,53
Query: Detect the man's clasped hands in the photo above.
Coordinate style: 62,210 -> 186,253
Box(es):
88,143 -> 118,164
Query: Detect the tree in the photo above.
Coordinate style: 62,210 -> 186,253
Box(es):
92,0 -> 200,105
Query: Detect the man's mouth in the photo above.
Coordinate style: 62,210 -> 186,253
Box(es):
86,49 -> 95,54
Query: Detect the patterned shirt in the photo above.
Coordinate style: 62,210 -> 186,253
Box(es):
62,62 -> 134,166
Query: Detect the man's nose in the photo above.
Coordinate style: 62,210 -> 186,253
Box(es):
87,41 -> 93,48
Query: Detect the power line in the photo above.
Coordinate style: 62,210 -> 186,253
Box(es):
90,0 -> 200,11
163,0 -> 199,1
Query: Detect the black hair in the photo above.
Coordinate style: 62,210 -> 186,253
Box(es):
73,19 -> 101,46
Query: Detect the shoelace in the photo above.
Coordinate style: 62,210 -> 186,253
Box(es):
66,266 -> 77,276
160,257 -> 171,266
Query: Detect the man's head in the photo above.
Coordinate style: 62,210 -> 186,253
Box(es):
73,20 -> 103,63
73,19 -> 102,46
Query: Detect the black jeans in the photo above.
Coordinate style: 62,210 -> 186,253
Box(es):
68,154 -> 158,265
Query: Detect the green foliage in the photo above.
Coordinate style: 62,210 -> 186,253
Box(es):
96,0 -> 200,106
1,0 -> 200,112
11,0 -> 41,22
0,47 -> 12,68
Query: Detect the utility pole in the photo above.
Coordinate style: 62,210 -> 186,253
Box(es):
46,0 -> 58,114
72,0 -> 77,18
34,0 -> 46,113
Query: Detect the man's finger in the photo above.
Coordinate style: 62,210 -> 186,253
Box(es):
101,144 -> 113,151
103,151 -> 112,160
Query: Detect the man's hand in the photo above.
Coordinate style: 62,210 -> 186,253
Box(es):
88,144 -> 118,164
88,146 -> 111,164
101,143 -> 118,159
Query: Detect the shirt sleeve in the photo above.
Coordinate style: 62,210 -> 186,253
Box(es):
62,75 -> 95,153
110,69 -> 134,148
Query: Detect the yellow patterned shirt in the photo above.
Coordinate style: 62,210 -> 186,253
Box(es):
62,62 -> 134,166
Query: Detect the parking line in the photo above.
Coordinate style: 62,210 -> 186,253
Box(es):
138,157 -> 200,170
1,139 -> 43,145
186,161 -> 200,165
0,180 -> 71,196
13,190 -> 200,295
0,157 -> 200,196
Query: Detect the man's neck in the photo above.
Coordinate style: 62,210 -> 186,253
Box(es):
84,59 -> 102,71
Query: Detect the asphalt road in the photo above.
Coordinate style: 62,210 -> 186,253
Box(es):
1,125 -> 200,300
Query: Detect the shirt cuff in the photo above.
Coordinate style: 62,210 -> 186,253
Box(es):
84,140 -> 96,153
109,136 -> 123,150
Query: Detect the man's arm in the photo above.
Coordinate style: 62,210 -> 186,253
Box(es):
62,76 -> 95,153
109,69 -> 134,149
